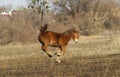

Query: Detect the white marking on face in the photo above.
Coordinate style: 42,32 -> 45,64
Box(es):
75,39 -> 78,42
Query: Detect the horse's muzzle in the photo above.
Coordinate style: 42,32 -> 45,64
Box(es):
75,39 -> 79,43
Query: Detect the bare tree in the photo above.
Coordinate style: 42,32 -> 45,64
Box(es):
28,0 -> 47,31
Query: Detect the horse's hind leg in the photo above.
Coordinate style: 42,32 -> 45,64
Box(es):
56,56 -> 61,63
55,49 -> 62,56
42,44 -> 53,58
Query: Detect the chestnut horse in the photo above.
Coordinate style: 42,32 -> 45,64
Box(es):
38,24 -> 79,63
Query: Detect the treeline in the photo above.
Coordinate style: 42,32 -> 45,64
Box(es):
0,0 -> 120,45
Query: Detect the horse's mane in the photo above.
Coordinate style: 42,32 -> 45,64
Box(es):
40,24 -> 48,32
62,28 -> 75,34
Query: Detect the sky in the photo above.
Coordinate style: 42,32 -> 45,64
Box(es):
0,0 -> 28,10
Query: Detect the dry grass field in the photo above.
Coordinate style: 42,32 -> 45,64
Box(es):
1,0 -> 120,77
0,31 -> 120,77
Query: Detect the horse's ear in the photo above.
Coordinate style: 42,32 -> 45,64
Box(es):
75,27 -> 77,31
73,27 -> 78,31
72,27 -> 75,31
71,23 -> 79,31
71,27 -> 76,32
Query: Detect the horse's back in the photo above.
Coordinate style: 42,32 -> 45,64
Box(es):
39,31 -> 61,45
39,31 -> 52,41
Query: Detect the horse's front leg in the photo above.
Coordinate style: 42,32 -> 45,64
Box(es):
55,46 -> 66,63
57,46 -> 66,56
56,56 -> 61,63
42,44 -> 53,58
56,49 -> 62,56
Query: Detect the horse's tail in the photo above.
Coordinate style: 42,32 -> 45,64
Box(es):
40,24 -> 48,32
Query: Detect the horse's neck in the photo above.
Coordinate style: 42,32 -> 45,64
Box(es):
65,32 -> 73,40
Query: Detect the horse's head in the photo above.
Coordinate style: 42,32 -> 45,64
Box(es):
72,30 -> 79,43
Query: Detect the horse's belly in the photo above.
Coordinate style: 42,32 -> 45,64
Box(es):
49,40 -> 59,47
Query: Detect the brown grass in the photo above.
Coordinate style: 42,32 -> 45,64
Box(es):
0,11 -> 38,45
0,33 -> 120,77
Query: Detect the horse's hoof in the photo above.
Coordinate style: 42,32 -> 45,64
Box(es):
48,54 -> 53,58
47,52 -> 53,58
55,53 -> 60,56
55,59 -> 61,63
56,52 -> 62,56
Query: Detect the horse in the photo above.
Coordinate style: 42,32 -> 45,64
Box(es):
38,24 -> 79,63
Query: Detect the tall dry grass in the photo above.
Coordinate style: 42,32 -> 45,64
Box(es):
0,11 -> 39,45
0,32 -> 120,77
